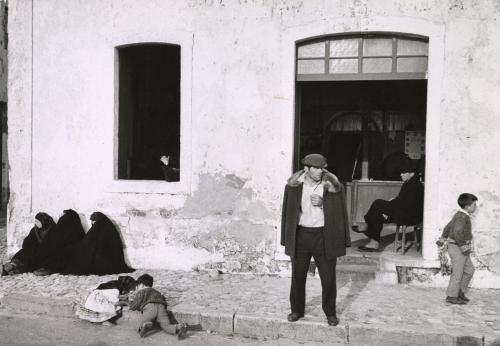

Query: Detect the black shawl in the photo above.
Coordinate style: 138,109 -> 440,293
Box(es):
45,209 -> 86,273
63,212 -> 134,275
12,212 -> 57,272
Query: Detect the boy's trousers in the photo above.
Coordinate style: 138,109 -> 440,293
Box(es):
139,303 -> 177,335
446,243 -> 475,297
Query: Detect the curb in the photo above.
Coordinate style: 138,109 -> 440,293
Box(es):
0,293 -> 75,318
0,293 -> 493,346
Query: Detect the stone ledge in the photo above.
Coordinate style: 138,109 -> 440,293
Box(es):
0,293 -> 75,318
2,292 -> 499,345
233,313 -> 347,343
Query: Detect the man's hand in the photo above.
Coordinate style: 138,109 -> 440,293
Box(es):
322,169 -> 340,192
460,244 -> 472,256
311,194 -> 323,207
324,180 -> 334,191
160,155 -> 170,166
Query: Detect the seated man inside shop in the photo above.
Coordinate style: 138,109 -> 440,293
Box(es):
352,163 -> 424,252
160,155 -> 180,182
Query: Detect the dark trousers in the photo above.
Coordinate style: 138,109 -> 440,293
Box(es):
139,303 -> 178,335
290,227 -> 337,317
364,199 -> 395,242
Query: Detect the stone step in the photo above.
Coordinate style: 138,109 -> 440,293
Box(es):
337,254 -> 380,266
337,263 -> 378,274
277,258 -> 379,283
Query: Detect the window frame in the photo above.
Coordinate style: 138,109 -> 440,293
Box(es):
107,34 -> 193,195
115,43 -> 181,182
296,33 -> 428,81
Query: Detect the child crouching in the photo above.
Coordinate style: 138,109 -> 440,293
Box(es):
130,274 -> 199,340
76,275 -> 136,325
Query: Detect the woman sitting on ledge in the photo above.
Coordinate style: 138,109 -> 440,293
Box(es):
62,212 -> 134,276
43,209 -> 86,274
1,212 -> 57,276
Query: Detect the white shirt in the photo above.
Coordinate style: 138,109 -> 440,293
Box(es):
298,174 -> 325,227
458,209 -> 470,217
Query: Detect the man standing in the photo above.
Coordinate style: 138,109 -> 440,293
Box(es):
353,164 -> 424,252
281,154 -> 350,326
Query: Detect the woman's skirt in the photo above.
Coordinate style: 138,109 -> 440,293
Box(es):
75,288 -> 120,323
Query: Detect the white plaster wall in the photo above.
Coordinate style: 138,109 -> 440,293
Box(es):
7,0 -> 500,282
0,1 -> 6,103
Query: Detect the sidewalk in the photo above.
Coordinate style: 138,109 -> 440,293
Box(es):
1,268 -> 499,345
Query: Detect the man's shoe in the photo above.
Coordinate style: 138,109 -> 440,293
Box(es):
358,245 -> 379,252
287,313 -> 304,322
327,315 -> 339,326
351,223 -> 368,233
459,291 -> 470,302
177,323 -> 188,340
351,225 -> 364,233
446,296 -> 466,305
139,321 -> 154,337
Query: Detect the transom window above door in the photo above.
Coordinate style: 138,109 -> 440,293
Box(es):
296,34 -> 428,81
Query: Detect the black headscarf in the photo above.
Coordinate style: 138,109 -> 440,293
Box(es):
35,212 -> 56,230
56,210 -> 86,245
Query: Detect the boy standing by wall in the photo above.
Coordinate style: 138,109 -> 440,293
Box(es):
437,193 -> 478,305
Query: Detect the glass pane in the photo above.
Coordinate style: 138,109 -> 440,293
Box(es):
297,59 -> 325,74
363,38 -> 392,56
397,39 -> 428,56
363,58 -> 392,73
329,38 -> 359,57
329,59 -> 358,73
397,57 -> 428,72
298,42 -> 325,58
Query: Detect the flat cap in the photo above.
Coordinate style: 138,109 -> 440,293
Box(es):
301,153 -> 327,168
399,161 -> 419,174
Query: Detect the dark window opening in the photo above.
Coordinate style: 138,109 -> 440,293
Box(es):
117,44 -> 180,181
296,80 -> 427,183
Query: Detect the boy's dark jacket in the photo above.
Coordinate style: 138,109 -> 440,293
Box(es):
129,287 -> 167,311
129,287 -> 179,324
441,211 -> 472,247
281,170 -> 351,259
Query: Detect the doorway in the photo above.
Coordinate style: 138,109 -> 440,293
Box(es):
297,80 -> 427,183
294,33 -> 429,253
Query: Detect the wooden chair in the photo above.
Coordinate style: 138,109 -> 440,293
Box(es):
394,223 -> 422,255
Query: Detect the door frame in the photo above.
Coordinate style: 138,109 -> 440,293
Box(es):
276,18 -> 445,261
